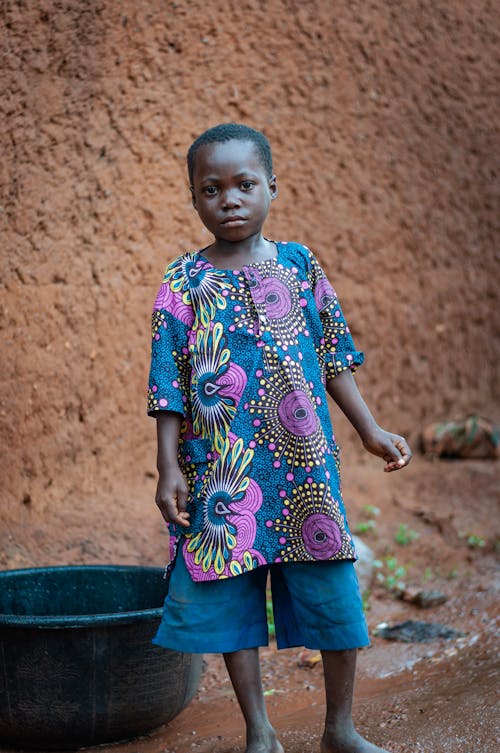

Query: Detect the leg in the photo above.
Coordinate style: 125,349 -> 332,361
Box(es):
224,648 -> 284,753
321,649 -> 388,753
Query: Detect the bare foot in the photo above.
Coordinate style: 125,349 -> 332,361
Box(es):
246,740 -> 284,753
321,726 -> 388,753
246,727 -> 284,753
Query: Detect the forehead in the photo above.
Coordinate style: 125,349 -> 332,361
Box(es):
193,139 -> 265,180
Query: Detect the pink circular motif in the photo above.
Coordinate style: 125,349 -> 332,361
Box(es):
314,278 -> 337,312
301,513 -> 342,559
217,362 -> 247,403
277,391 -> 318,436
254,278 -> 293,319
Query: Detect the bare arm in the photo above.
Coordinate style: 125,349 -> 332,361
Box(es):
155,411 -> 190,527
326,370 -> 412,472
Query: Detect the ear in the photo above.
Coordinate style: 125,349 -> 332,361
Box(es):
269,175 -> 278,200
190,185 -> 196,208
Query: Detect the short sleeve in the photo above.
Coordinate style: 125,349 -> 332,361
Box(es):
306,250 -> 364,380
147,265 -> 194,418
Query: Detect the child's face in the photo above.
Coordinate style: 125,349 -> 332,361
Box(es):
191,139 -> 277,244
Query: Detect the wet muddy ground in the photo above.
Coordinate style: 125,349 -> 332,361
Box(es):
91,551 -> 498,753
152,636 -> 498,753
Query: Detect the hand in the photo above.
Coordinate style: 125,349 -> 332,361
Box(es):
362,427 -> 412,472
155,465 -> 191,527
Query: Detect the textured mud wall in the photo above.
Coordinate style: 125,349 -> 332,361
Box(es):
1,0 -> 498,565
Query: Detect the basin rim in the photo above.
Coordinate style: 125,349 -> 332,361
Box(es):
0,564 -> 166,628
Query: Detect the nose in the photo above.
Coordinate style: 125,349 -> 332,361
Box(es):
221,188 -> 241,210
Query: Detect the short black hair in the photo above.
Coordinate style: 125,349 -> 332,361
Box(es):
187,123 -> 273,185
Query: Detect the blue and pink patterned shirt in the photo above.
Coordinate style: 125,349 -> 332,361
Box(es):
148,241 -> 364,582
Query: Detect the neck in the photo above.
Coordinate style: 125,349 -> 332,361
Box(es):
205,234 -> 275,265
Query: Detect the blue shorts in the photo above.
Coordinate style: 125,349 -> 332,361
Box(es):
153,553 -> 369,653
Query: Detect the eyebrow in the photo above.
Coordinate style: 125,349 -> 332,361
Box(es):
199,170 -> 261,182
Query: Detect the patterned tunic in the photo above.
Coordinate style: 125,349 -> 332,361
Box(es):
148,241 -> 364,582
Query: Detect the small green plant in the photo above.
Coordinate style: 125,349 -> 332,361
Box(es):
354,504 -> 381,536
466,534 -> 486,549
459,531 -> 487,549
374,555 -> 408,593
423,567 -> 434,581
361,589 -> 371,612
394,523 -> 420,546
354,519 -> 377,535
266,591 -> 275,638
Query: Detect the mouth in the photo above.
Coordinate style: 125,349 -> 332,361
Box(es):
221,215 -> 247,225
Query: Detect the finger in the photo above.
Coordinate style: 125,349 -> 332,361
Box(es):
384,459 -> 403,472
381,441 -> 403,468
393,437 -> 412,467
165,497 -> 191,527
176,485 -> 189,513
173,509 -> 191,527
384,437 -> 412,472
156,494 -> 191,527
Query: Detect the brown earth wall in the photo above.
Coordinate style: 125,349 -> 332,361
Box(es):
1,0 -> 498,566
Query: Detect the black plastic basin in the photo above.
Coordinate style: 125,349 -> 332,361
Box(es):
0,565 -> 202,749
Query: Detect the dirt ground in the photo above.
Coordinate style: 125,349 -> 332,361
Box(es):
1,1 -> 499,751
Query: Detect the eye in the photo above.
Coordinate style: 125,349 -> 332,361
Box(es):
203,185 -> 218,196
240,180 -> 255,190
